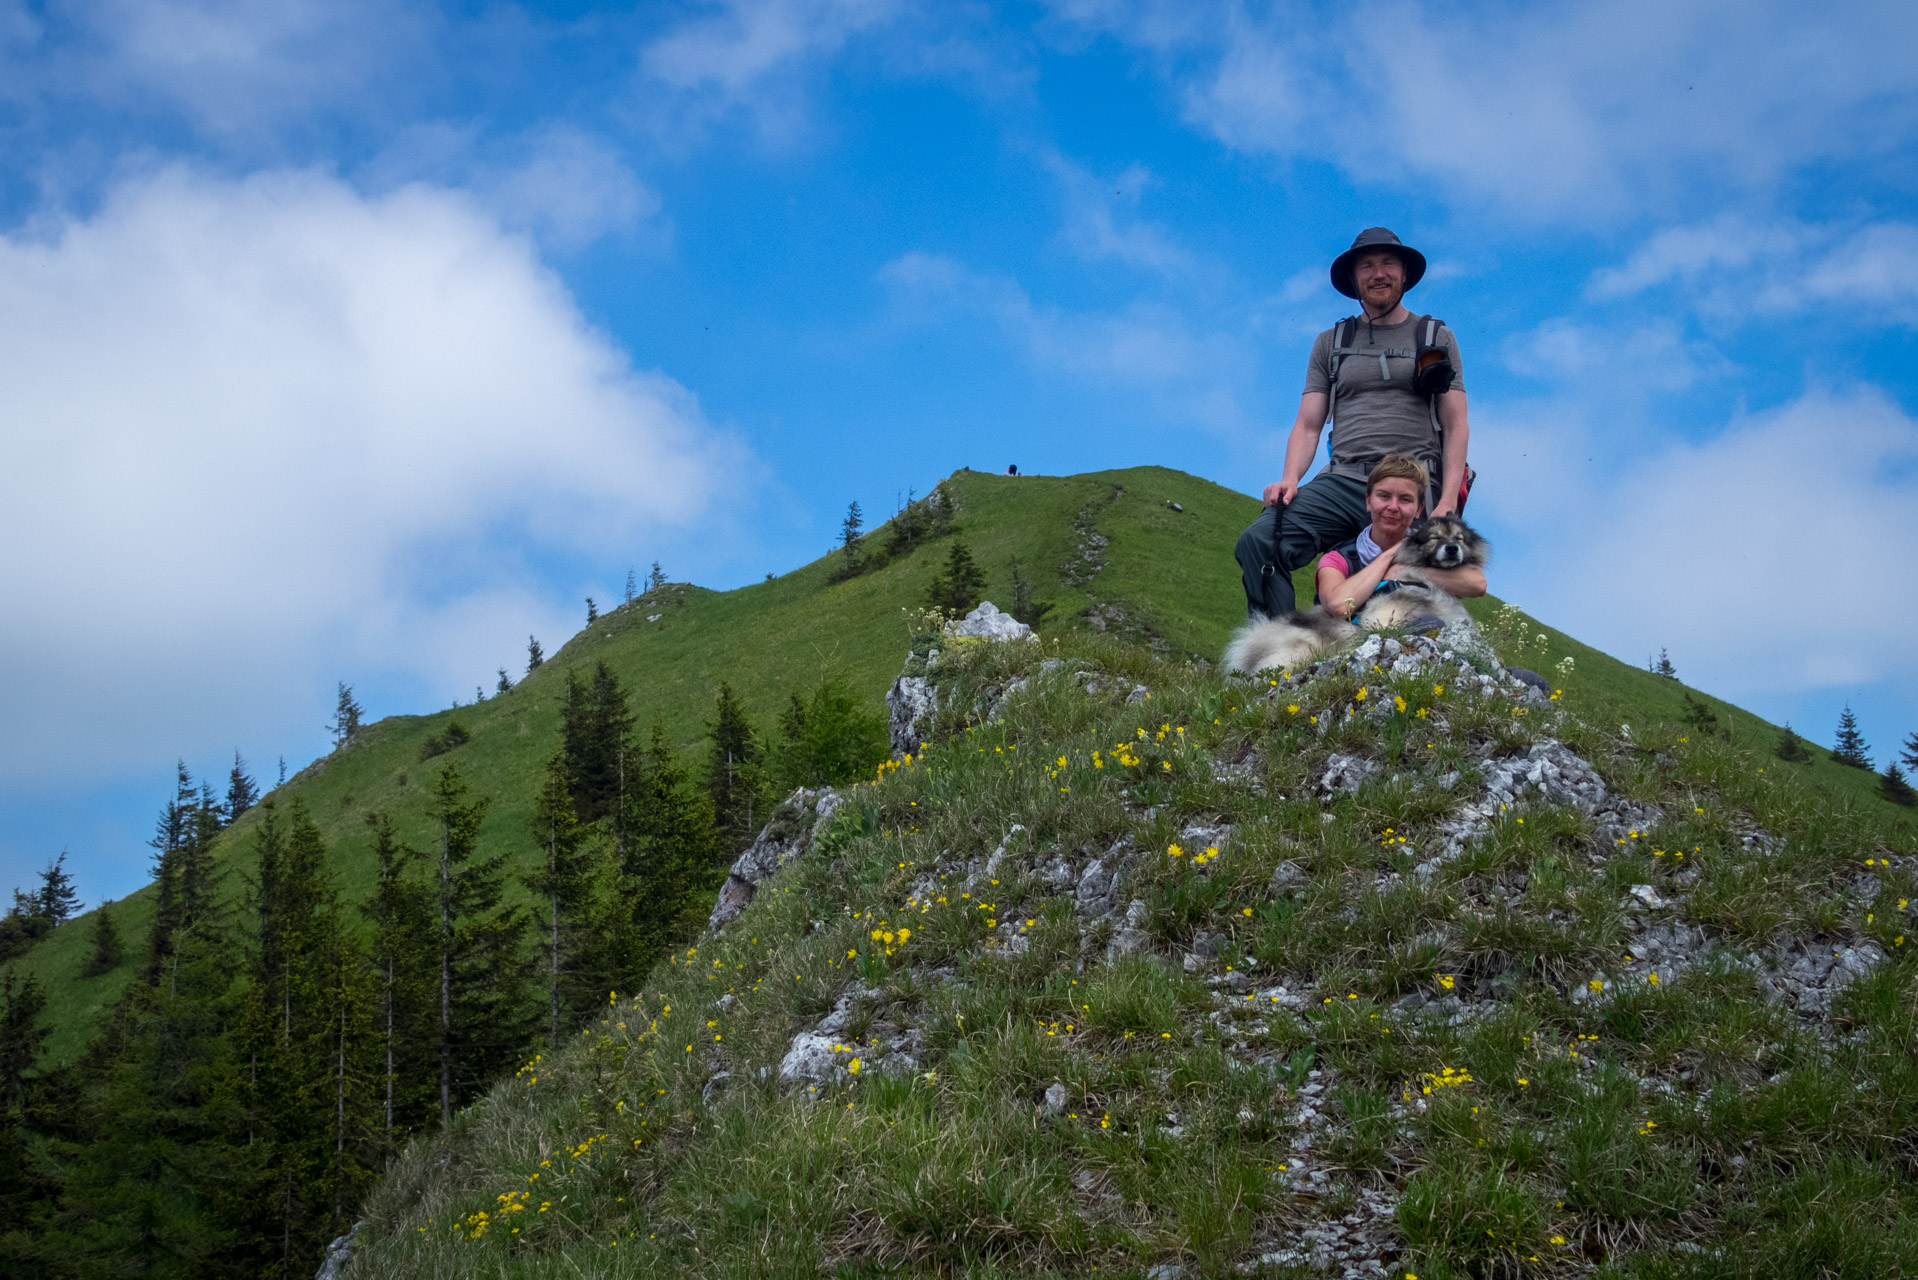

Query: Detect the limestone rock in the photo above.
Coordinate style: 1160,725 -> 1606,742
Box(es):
887,675 -> 938,756
1321,753 -> 1381,794
948,600 -> 1033,642
707,788 -> 842,931
315,1226 -> 360,1280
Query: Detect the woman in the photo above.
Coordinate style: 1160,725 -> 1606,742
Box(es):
1314,453 -> 1485,620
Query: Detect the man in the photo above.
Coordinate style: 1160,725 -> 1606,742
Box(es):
1235,227 -> 1471,617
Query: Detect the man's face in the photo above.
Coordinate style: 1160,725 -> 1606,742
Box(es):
1353,250 -> 1405,312
1367,476 -> 1421,536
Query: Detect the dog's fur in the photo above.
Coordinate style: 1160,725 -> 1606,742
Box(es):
1223,515 -> 1490,675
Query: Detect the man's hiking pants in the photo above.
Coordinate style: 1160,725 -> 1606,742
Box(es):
1234,471 -> 1369,619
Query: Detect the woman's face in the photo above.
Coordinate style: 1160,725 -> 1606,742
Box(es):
1367,476 -> 1422,539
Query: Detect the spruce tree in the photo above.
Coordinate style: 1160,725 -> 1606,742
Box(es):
524,753 -> 603,1049
1680,691 -> 1720,736
359,814 -> 435,1141
232,798 -> 358,1277
1882,763 -> 1917,807
496,667 -> 513,695
706,683 -> 767,852
648,560 -> 666,591
885,487 -> 926,555
316,927 -> 377,1241
427,763 -> 532,1126
561,662 -> 637,823
80,900 -> 124,978
145,762 -> 202,985
225,751 -> 260,825
0,967 -> 61,1272
1774,722 -> 1812,763
32,851 -> 79,923
0,971 -> 47,1114
924,539 -> 987,616
1832,705 -> 1873,769
585,597 -> 598,624
1901,730 -> 1918,774
831,502 -> 865,580
329,683 -> 364,750
624,568 -> 637,603
68,810 -> 245,1274
1650,648 -> 1677,678
614,721 -> 716,985
526,635 -> 544,674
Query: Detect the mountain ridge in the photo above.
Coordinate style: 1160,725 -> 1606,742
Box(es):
14,464 -> 1902,1071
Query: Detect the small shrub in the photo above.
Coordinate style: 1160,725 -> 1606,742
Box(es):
420,720 -> 470,761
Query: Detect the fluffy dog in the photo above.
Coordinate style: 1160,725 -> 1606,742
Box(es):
1223,516 -> 1490,675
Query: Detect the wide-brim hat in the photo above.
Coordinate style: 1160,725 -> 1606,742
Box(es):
1330,227 -> 1427,299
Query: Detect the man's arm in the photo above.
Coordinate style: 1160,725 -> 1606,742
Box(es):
1430,389 -> 1469,518
1263,391 -> 1330,508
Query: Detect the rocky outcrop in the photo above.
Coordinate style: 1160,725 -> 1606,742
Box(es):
887,601 -> 1035,755
706,788 -> 843,931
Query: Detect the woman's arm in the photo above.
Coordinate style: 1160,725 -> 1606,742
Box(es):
1318,544 -> 1401,619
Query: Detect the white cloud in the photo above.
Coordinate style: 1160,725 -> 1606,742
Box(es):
0,166 -> 747,782
1472,387 -> 1918,701
1502,317 -> 1731,396
369,122 -> 666,253
1052,0 -> 1918,219
1589,217 -> 1918,325
48,0 -> 429,135
473,125 -> 661,252
638,0 -> 901,142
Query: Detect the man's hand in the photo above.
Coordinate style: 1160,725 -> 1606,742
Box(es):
1263,479 -> 1299,508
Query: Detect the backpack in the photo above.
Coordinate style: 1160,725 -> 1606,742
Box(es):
1327,313 -> 1476,513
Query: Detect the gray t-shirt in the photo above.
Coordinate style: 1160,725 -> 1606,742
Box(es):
1304,314 -> 1464,476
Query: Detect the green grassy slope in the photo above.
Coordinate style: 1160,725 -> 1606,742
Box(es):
348,589 -> 1918,1278
16,466 -> 1908,1067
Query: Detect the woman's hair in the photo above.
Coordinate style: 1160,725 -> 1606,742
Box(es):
1366,452 -> 1430,497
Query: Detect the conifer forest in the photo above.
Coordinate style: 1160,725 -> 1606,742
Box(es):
0,660 -> 885,1277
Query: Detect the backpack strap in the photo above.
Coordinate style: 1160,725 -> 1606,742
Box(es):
1416,314 -> 1447,437
1326,315 -> 1359,427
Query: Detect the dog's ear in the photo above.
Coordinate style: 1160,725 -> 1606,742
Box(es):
1407,515 -> 1431,538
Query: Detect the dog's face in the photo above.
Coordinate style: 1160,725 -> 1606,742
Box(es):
1400,514 -> 1489,570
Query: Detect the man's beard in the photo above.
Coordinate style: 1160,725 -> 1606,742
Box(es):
1363,285 -> 1403,315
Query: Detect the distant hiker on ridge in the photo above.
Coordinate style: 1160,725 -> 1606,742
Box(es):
1235,227 -> 1473,618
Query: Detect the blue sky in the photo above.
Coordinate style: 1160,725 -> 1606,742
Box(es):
3,0 -> 1916,906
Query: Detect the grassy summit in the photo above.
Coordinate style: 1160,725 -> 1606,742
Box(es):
344,602 -> 1916,1278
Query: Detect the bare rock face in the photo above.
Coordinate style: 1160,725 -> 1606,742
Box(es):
707,788 -> 843,931
887,675 -> 939,757
948,600 -> 1034,642
314,1226 -> 360,1280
